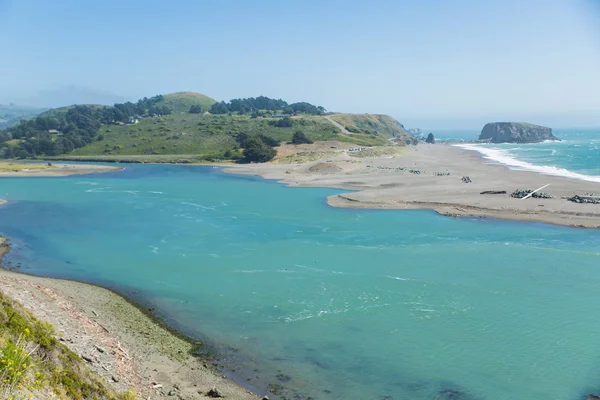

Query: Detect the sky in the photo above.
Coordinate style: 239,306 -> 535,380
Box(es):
1,0 -> 599,129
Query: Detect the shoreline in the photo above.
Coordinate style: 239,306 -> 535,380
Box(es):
0,162 -> 123,177
1,143 -> 599,397
0,236 -> 261,400
223,143 -> 600,228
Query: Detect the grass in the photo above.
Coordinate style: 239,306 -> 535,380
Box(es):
329,113 -> 411,139
156,92 -> 217,113
66,112 -> 410,162
0,290 -> 135,400
70,113 -> 340,159
0,164 -> 50,172
346,145 -> 409,158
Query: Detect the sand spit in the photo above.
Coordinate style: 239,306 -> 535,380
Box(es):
225,143 -> 600,228
0,162 -> 122,177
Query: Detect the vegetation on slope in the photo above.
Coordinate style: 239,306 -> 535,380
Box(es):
155,92 -> 216,113
329,113 -> 412,139
0,290 -> 134,399
0,92 -> 415,162
69,113 -> 339,161
209,96 -> 325,116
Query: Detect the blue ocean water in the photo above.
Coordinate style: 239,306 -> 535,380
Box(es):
2,166 -> 600,399
430,128 -> 600,181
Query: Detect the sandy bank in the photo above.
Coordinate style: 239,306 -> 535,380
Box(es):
0,162 -> 122,177
225,143 -> 600,228
0,238 -> 260,400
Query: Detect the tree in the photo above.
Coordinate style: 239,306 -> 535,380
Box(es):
209,102 -> 229,114
292,130 -> 313,144
425,133 -> 435,144
189,105 -> 202,114
243,137 -> 277,163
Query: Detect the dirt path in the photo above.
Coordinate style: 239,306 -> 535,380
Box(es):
323,115 -> 353,135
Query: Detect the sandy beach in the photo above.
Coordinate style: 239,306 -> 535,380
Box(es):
0,238 -> 260,400
225,142 -> 600,228
0,162 -> 122,176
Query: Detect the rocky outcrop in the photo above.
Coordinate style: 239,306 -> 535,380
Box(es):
479,122 -> 558,143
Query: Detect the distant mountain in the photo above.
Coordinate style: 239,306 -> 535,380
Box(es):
0,104 -> 47,129
8,86 -> 129,108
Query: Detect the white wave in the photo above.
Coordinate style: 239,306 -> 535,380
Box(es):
233,269 -> 264,273
382,275 -> 409,281
180,201 -> 215,210
455,144 -> 600,183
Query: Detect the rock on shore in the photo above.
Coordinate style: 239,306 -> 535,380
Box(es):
479,122 -> 558,143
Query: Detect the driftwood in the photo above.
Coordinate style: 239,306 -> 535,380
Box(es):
480,190 -> 507,195
568,195 -> 600,204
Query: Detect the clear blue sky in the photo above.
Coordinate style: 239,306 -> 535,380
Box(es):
1,0 -> 599,128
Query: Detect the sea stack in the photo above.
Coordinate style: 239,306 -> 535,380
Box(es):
479,122 -> 558,143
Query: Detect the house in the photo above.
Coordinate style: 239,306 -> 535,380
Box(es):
48,129 -> 59,134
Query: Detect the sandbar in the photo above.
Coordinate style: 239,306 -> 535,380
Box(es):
225,142 -> 600,228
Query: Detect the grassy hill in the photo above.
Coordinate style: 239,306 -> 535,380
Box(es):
70,113 -> 339,161
155,92 -> 216,113
330,113 -> 410,137
66,111 -> 413,161
1,92 -> 415,162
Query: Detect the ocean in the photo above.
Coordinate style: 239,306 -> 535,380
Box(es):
429,128 -> 600,182
0,130 -> 599,399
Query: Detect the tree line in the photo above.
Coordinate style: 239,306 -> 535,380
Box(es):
0,95 -> 171,158
209,96 -> 326,116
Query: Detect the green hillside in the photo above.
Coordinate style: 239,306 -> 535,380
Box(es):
0,92 -> 415,162
330,113 -> 411,138
39,104 -> 108,118
70,114 -> 339,160
155,92 -> 216,113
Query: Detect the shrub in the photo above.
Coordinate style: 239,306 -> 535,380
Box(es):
275,116 -> 293,128
291,130 -> 313,144
243,137 -> 276,163
258,134 -> 280,147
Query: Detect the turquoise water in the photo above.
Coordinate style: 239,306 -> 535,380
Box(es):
431,128 -> 600,180
2,166 -> 600,399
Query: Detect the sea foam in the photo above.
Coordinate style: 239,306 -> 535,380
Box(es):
454,143 -> 600,183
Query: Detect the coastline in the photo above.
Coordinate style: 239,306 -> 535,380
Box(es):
0,162 -> 122,177
224,142 -> 600,228
0,237 -> 261,400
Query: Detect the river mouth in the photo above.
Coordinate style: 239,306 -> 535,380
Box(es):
2,164 -> 600,399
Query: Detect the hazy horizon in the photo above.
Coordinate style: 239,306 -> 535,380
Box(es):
1,0 -> 599,129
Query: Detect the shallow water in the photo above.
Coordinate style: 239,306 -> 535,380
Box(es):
2,165 -> 600,399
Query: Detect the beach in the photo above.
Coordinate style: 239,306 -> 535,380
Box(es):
0,162 -> 122,176
225,142 -> 600,228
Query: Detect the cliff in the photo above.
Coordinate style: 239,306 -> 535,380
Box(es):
479,122 -> 558,143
